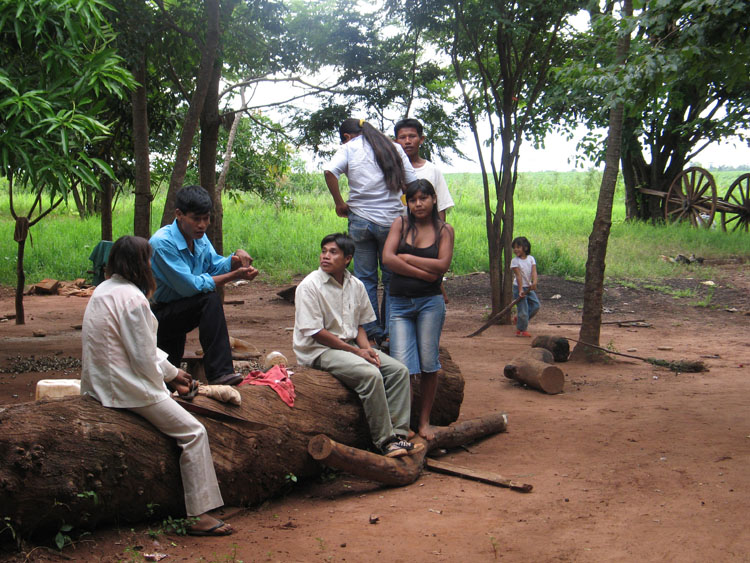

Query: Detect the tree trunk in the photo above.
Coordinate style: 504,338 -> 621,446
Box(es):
159,0 -> 221,227
132,51 -> 152,239
69,183 -> 86,219
200,58 -> 223,254
13,219 -> 28,325
571,0 -> 632,361
100,174 -> 113,242
0,350 -> 464,541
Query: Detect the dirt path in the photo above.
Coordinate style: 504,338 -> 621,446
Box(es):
1,266 -> 749,562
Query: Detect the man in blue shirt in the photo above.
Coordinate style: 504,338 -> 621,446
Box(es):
150,185 -> 258,385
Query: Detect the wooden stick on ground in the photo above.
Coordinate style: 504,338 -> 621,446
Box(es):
465,297 -> 523,338
566,337 -> 707,372
424,458 -> 532,493
548,319 -> 645,326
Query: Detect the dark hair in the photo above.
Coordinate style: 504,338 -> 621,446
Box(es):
511,236 -> 531,255
394,118 -> 424,138
175,185 -> 213,215
403,179 -> 443,245
321,233 -> 355,259
339,118 -> 406,194
106,236 -> 156,297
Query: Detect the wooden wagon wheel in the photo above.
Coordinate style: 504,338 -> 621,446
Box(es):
721,173 -> 750,233
664,167 -> 717,227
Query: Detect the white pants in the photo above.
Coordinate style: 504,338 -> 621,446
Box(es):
131,398 -> 223,516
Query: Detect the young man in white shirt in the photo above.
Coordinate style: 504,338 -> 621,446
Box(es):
293,233 -> 424,458
394,118 -> 455,221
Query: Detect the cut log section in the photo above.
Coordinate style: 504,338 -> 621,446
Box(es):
531,335 -> 570,362
504,350 -> 565,394
0,348 -> 463,541
307,412 -> 508,486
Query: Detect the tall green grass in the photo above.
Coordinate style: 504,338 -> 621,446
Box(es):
1,170 -> 748,286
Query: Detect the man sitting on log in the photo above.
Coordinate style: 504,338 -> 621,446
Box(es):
150,185 -> 258,386
293,233 -> 425,458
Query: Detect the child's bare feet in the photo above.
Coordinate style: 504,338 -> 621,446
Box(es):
418,424 -> 437,441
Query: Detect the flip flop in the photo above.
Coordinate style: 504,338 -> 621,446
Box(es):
187,519 -> 233,537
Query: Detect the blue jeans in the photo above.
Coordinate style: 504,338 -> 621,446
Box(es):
389,294 -> 446,375
348,213 -> 392,341
513,285 -> 540,331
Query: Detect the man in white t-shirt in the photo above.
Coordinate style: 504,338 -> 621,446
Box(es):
394,118 -> 454,221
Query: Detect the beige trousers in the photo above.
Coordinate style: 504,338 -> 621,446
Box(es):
131,398 -> 223,516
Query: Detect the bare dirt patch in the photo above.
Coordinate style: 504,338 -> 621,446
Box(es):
1,264 -> 749,562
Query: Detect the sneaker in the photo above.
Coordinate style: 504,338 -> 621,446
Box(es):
383,438 -> 426,458
516,331 -> 532,338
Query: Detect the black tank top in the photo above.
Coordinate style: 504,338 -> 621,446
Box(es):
389,227 -> 443,297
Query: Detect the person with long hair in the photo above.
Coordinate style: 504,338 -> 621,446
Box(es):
383,180 -> 454,440
81,236 -> 234,537
323,118 -> 418,346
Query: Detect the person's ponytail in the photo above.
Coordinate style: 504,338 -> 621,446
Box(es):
339,118 -> 406,194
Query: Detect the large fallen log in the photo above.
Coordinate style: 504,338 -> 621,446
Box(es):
0,349 -> 464,541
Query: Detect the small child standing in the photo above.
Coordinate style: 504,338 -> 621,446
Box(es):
510,236 -> 540,337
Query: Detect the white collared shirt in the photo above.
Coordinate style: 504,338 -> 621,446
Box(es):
81,275 -> 179,408
293,268 -> 376,366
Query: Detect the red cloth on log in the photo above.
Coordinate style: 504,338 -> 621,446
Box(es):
239,365 -> 295,407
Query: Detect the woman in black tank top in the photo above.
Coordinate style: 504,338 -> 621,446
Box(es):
383,180 -> 454,440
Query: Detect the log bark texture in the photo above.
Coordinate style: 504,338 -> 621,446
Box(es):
0,349 -> 463,540
504,350 -> 564,394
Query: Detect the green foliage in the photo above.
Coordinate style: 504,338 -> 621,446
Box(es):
161,515 -> 199,536
218,114 -> 294,206
1,171 -> 748,286
692,286 -> 716,308
76,490 -> 99,505
0,0 -> 135,193
54,523 -> 73,550
1,516 -> 18,548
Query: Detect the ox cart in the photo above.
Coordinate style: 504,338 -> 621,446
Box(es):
638,167 -> 750,231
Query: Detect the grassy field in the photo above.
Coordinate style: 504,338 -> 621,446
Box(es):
0,170 -> 748,287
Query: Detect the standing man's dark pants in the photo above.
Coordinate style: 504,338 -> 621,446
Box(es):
152,292 -> 234,381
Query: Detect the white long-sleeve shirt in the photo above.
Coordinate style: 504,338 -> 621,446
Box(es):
81,275 -> 178,408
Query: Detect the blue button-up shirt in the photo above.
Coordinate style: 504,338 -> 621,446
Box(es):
149,220 -> 232,304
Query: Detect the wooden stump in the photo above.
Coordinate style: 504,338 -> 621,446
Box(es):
504,349 -> 565,394
531,335 -> 570,362
0,349 -> 463,541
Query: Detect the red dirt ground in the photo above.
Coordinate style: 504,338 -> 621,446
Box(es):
1,263 -> 749,562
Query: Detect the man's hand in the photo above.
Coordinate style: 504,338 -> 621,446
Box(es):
234,265 -> 259,281
170,369 -> 193,395
231,249 -> 253,268
355,347 -> 381,367
335,201 -> 350,218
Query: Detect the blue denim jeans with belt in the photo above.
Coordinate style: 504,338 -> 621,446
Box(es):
348,213 -> 392,342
